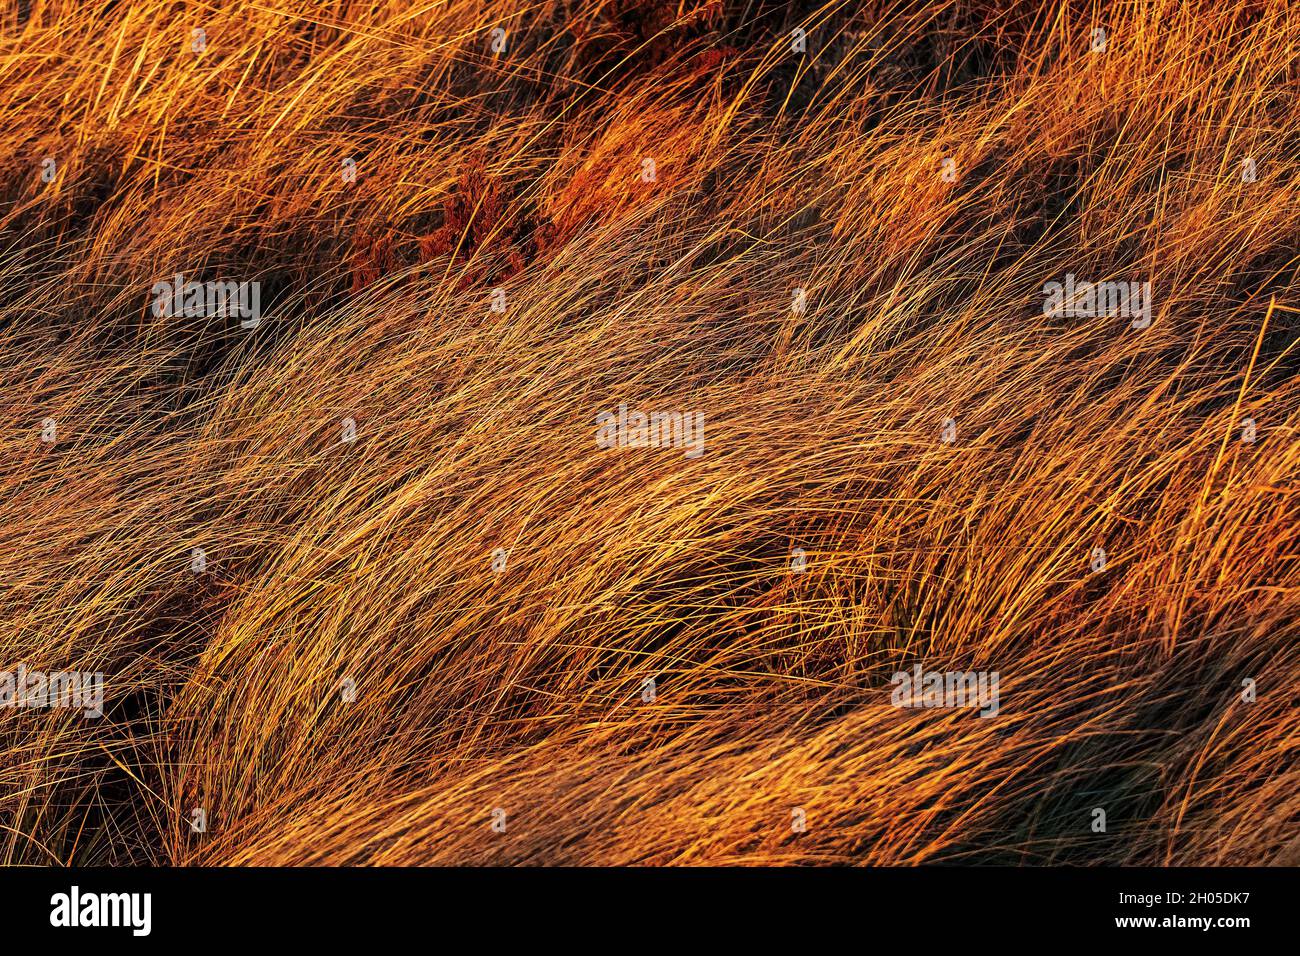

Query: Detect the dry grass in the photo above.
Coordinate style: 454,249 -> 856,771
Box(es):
0,0 -> 1297,866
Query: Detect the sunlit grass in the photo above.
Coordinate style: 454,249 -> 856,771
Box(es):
0,0 -> 1296,865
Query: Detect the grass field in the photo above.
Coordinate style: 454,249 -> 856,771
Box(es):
0,0 -> 1297,865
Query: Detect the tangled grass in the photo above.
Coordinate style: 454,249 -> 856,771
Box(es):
0,0 -> 1298,866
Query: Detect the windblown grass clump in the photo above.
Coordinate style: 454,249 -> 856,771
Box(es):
0,0 -> 1297,865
